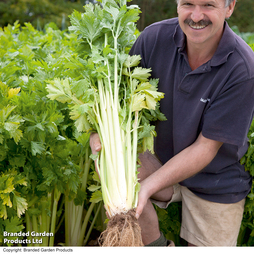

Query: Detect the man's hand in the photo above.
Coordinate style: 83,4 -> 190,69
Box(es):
89,132 -> 101,154
89,132 -> 101,176
135,182 -> 150,219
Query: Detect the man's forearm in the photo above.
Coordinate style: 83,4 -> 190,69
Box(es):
141,133 -> 223,199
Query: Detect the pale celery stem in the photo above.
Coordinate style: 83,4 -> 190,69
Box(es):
101,147 -> 119,216
55,209 -> 64,234
49,188 -> 61,246
125,117 -> 133,209
112,107 -> 127,207
64,193 -> 71,246
104,34 -> 113,95
25,213 -> 33,246
83,202 -> 102,246
70,151 -> 93,245
98,80 -> 114,174
105,89 -> 119,188
71,205 -> 82,245
78,202 -> 96,246
104,34 -> 122,200
124,80 -> 133,208
46,193 -> 52,233
113,37 -> 119,107
41,198 -> 49,246
82,148 -> 93,190
126,72 -> 138,209
32,212 -> 39,246
70,155 -> 85,242
76,152 -> 93,245
70,201 -> 76,238
132,111 -> 139,206
94,96 -> 115,212
111,37 -> 127,206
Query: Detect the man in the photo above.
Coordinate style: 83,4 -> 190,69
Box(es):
90,0 -> 254,246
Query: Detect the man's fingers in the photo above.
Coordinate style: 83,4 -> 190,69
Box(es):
135,204 -> 143,220
135,197 -> 147,220
90,132 -> 101,154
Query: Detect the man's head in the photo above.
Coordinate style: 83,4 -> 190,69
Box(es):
175,0 -> 235,7
176,0 -> 236,53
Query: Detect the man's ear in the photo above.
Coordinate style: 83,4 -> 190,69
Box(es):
225,0 -> 236,19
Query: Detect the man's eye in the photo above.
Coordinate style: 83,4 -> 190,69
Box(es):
204,4 -> 214,7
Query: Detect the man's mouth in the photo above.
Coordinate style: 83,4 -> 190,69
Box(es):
184,19 -> 212,30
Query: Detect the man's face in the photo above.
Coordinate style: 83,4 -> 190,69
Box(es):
177,0 -> 235,49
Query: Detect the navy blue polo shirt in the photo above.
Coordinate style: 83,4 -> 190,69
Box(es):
130,18 -> 254,203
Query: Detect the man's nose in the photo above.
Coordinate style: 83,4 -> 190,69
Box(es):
191,6 -> 204,23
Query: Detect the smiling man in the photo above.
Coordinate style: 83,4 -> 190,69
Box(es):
128,0 -> 254,247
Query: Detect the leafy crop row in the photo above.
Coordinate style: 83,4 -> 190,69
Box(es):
0,21 -> 102,246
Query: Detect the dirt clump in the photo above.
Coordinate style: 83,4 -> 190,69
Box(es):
99,209 -> 143,247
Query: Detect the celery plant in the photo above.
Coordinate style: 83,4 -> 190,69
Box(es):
47,0 -> 165,218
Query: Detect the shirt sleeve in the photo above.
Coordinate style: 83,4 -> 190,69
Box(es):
202,78 -> 254,147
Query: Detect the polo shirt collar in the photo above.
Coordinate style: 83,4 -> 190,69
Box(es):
173,21 -> 236,67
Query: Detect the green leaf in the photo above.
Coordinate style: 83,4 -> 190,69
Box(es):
90,153 -> 99,161
90,190 -> 102,203
31,141 -> 45,156
0,204 -> 7,219
9,156 -> 26,168
74,189 -> 87,206
13,194 -> 28,218
0,106 -> 17,123
132,93 -> 147,111
92,171 -> 101,183
138,123 -> 155,139
71,112 -> 91,132
75,131 -> 90,147
4,216 -> 24,237
46,78 -> 73,103
69,4 -> 103,43
124,55 -> 141,68
1,193 -> 12,208
88,185 -> 101,192
131,67 -> 151,81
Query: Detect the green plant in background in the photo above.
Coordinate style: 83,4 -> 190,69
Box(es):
239,92 -> 254,246
0,0 -> 89,31
64,132 -> 102,246
231,26 -> 254,45
0,84 -> 27,246
0,20 -> 101,246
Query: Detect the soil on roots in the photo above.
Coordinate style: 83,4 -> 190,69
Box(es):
98,209 -> 144,247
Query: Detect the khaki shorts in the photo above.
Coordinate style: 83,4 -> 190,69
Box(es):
152,184 -> 245,246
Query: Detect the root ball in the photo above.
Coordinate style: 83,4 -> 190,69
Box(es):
99,209 -> 144,247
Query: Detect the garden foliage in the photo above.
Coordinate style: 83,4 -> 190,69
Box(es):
0,21 -> 101,246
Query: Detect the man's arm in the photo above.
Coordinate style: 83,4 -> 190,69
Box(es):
135,132 -> 223,218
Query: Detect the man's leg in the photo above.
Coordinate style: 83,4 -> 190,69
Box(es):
138,199 -> 161,245
180,186 -> 245,246
138,151 -> 174,245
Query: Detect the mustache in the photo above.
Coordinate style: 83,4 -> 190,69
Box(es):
184,19 -> 212,27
